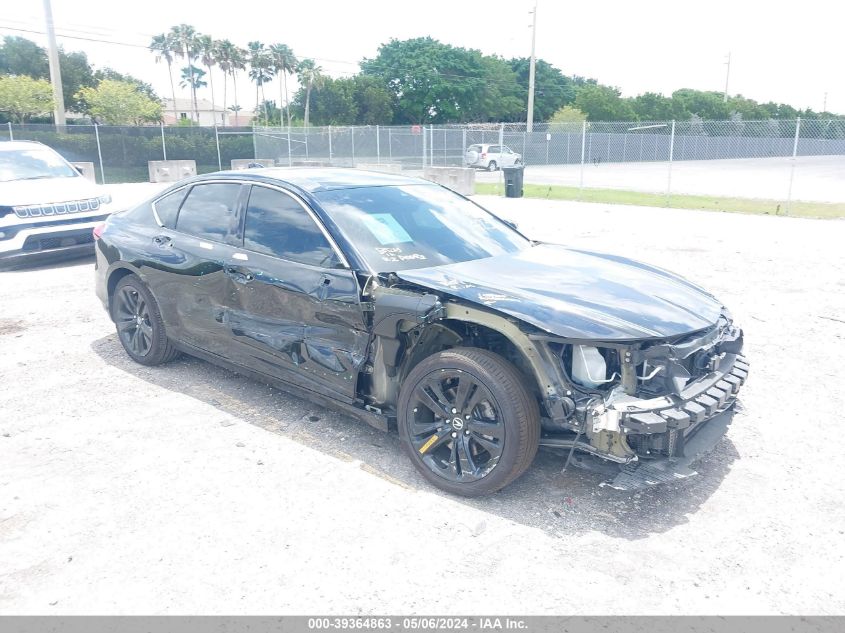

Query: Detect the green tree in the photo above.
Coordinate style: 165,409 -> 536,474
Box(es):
180,65 -> 207,92
351,74 -> 393,125
169,24 -> 200,122
670,89 -> 730,120
269,43 -> 297,128
550,105 -> 586,123
629,92 -> 676,120
509,58 -> 577,122
0,36 -> 49,79
0,37 -> 94,113
574,84 -> 635,121
149,33 -> 178,122
247,41 -> 274,124
76,79 -> 161,125
0,75 -> 53,122
92,68 -> 158,101
196,35 -> 221,124
296,58 -> 323,127
362,37 -> 524,124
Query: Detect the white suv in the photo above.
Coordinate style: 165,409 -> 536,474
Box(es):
0,141 -> 114,267
465,144 -> 522,171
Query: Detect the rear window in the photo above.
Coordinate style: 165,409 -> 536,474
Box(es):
467,145 -> 481,152
152,188 -> 188,228
175,183 -> 241,244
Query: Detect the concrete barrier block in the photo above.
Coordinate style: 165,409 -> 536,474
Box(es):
148,160 -> 197,183
71,162 -> 96,183
231,158 -> 275,170
356,163 -> 403,174
422,167 -> 475,195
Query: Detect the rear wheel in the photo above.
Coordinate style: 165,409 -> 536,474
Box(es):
112,274 -> 180,366
398,348 -> 540,496
487,160 -> 498,172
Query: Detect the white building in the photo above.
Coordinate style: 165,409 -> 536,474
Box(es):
162,98 -> 229,126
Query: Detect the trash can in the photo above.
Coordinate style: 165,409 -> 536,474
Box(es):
502,165 -> 524,198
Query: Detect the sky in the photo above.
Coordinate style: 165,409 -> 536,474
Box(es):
1,0 -> 841,115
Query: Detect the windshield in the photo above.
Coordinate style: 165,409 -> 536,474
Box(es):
316,184 -> 530,272
0,147 -> 78,183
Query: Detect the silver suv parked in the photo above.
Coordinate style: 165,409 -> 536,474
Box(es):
465,144 -> 522,171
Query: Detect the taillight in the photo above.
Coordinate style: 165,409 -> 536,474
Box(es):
481,153 -> 487,159
93,223 -> 105,241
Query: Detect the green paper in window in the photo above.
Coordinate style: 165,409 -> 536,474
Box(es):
360,213 -> 413,245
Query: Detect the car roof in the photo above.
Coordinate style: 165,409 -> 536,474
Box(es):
194,167 -> 430,193
0,140 -> 50,152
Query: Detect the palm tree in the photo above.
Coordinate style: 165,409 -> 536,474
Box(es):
247,41 -> 274,125
196,35 -> 219,125
169,24 -> 200,122
149,33 -> 178,123
269,43 -> 297,128
297,58 -> 323,128
214,39 -> 237,125
229,46 -> 247,126
180,66 -> 207,92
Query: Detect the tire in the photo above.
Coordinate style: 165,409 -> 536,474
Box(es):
398,347 -> 540,497
111,274 -> 180,366
487,160 -> 498,172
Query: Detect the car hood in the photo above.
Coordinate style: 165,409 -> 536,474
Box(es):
397,243 -> 725,341
0,176 -> 102,207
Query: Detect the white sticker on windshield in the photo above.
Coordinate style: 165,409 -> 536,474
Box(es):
361,213 -> 412,245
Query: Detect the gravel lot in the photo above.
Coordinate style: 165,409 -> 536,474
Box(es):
1,194 -> 844,615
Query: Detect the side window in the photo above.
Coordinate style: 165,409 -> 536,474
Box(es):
503,146 -> 513,154
175,183 -> 242,244
152,188 -> 188,228
244,186 -> 337,267
488,145 -> 500,153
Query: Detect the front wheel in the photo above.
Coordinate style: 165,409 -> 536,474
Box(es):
487,160 -> 498,172
398,348 -> 540,496
111,274 -> 180,366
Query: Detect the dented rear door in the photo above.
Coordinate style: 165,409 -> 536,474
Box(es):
223,184 -> 368,401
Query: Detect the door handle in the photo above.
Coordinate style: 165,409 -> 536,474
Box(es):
225,266 -> 254,283
153,235 -> 172,248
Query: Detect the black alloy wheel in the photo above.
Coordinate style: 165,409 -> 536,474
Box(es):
398,348 -> 540,497
111,274 -> 180,366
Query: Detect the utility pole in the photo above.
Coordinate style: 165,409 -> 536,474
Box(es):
526,0 -> 538,133
42,0 -> 66,126
723,51 -> 731,103
822,92 -> 828,113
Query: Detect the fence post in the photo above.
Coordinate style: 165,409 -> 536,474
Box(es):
94,124 -> 105,185
351,126 -> 355,166
422,125 -> 427,168
305,127 -> 309,160
666,120 -> 676,206
328,125 -> 332,164
288,122 -> 294,167
388,127 -> 393,162
578,120 -> 587,198
160,123 -> 167,160
8,122 -> 13,141
462,128 -> 466,165
430,125 -> 435,166
499,123 -> 505,188
786,117 -> 801,216
214,126 -> 222,170
376,125 -> 380,164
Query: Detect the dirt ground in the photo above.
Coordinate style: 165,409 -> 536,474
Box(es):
1,194 -> 844,615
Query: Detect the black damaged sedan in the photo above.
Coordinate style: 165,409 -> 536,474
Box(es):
94,169 -> 748,496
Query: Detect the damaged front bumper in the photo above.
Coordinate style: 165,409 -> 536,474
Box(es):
535,321 -> 749,490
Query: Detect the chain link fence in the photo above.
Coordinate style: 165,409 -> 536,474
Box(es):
5,119 -> 844,206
